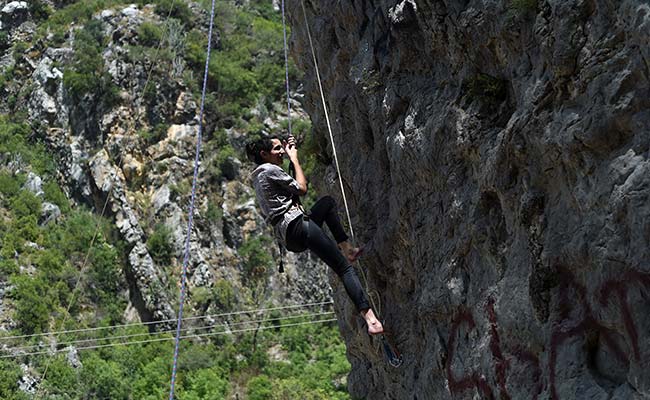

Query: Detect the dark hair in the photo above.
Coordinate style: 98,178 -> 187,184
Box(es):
245,136 -> 280,164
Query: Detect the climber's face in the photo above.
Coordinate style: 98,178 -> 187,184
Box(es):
260,138 -> 285,166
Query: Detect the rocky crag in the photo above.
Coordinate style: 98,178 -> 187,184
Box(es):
289,0 -> 650,399
1,1 -> 331,337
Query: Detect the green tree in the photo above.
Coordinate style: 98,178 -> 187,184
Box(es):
132,355 -> 174,400
247,375 -> 273,400
41,356 -> 80,398
179,366 -> 229,400
0,359 -> 27,400
80,354 -> 129,400
0,172 -> 24,197
11,189 -> 41,219
10,275 -> 51,334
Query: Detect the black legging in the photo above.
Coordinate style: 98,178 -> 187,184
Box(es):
285,196 -> 370,312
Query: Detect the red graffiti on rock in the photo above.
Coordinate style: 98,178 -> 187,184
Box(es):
445,269 -> 650,399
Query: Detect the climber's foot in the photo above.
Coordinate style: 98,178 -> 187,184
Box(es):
361,308 -> 384,335
339,242 -> 364,263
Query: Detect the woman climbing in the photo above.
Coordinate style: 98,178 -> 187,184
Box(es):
246,134 -> 384,335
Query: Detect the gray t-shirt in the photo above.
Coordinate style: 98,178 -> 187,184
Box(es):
251,163 -> 303,244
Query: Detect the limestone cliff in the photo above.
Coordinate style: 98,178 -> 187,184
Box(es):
289,1 -> 650,398
0,2 -> 331,337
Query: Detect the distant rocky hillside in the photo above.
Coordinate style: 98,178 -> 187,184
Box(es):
289,0 -> 650,399
0,0 -> 330,338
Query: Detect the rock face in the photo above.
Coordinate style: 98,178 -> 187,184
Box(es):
289,1 -> 650,399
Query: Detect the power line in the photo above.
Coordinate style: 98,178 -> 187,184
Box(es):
1,317 -> 338,359
0,300 -> 333,341
2,311 -> 335,352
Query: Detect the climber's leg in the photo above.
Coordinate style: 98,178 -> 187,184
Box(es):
309,196 -> 362,263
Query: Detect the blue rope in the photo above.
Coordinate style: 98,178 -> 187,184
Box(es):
281,0 -> 292,136
168,0 -> 217,398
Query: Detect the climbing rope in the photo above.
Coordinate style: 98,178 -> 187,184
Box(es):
167,0 -> 216,398
298,0 -> 382,318
298,1 -> 354,239
281,0 -> 293,137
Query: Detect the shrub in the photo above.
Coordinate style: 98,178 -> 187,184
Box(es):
34,249 -> 65,282
205,199 -> 223,224
209,57 -> 260,107
13,215 -> 40,243
41,356 -> 80,398
43,181 -> 70,213
0,31 -> 9,51
463,73 -> 507,106
184,29 -> 205,69
204,143 -> 237,183
80,354 -> 129,400
63,19 -> 120,107
170,179 -> 191,201
147,223 -> 174,265
239,236 -> 273,280
0,359 -> 26,400
88,242 -> 122,299
180,366 -> 229,400
47,1 -> 102,26
137,21 -> 163,47
0,119 -> 28,164
213,279 -> 235,310
49,25 -> 68,46
0,231 -> 18,260
138,123 -> 167,145
154,0 -> 193,26
0,172 -> 24,197
510,0 -> 538,14
131,355 -> 172,400
45,209 -> 103,254
29,0 -> 51,21
0,259 -> 19,275
11,189 -> 42,219
247,375 -> 273,400
12,42 -> 28,62
10,275 -> 51,334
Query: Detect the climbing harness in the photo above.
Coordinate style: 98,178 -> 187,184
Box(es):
298,0 -> 403,368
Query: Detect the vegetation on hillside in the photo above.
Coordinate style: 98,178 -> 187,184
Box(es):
0,0 -> 345,399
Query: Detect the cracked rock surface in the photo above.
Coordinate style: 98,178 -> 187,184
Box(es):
289,1 -> 650,398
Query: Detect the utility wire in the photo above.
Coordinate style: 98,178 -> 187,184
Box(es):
2,311 -> 335,353
1,317 -> 338,359
0,300 -> 333,341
